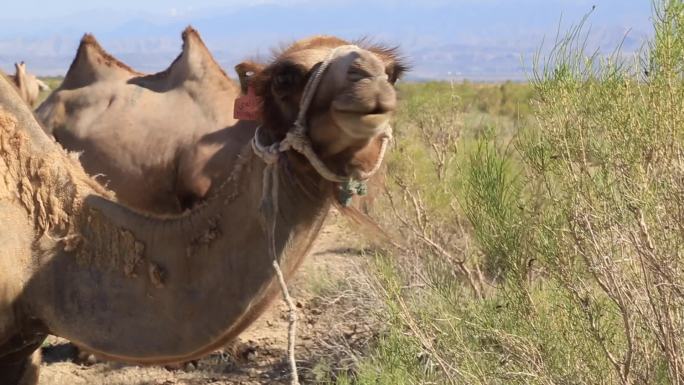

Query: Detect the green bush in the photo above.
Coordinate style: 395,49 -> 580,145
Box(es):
336,1 -> 684,384
37,76 -> 62,104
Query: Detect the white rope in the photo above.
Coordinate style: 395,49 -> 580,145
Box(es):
253,126 -> 391,183
252,45 -> 392,385
258,159 -> 300,385
252,43 -> 392,183
271,259 -> 299,385
291,45 -> 350,135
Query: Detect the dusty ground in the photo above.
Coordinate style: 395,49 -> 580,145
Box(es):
39,211 -> 380,385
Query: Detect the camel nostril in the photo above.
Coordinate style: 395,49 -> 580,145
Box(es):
371,99 -> 394,115
370,106 -> 385,115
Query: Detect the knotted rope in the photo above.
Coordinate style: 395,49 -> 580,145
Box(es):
252,45 -> 392,385
252,44 -> 393,201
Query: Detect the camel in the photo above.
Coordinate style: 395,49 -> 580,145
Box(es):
36,28 -> 241,214
35,28 -> 241,367
0,34 -> 405,385
35,27 -> 393,368
8,62 -> 49,108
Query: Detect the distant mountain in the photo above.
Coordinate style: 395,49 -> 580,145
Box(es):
0,2 -> 651,80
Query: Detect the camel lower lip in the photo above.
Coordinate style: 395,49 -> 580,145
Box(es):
332,110 -> 390,138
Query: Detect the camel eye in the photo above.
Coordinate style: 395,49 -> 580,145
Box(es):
272,63 -> 304,87
348,67 -> 372,82
274,73 -> 297,88
270,62 -> 307,99
385,67 -> 397,84
385,60 -> 408,85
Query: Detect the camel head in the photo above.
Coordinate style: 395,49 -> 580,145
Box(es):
14,61 -> 26,76
11,61 -> 42,108
239,36 -> 407,187
13,62 -> 28,89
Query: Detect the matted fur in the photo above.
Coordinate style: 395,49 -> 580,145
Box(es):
0,106 -> 146,275
0,107 -> 78,236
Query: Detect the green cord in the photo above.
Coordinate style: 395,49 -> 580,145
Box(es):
338,179 -> 368,207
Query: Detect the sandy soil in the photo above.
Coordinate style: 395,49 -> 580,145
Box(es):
39,212 -> 379,385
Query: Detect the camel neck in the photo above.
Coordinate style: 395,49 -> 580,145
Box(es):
23,141 -> 332,364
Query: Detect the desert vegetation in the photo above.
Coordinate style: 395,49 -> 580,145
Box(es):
310,1 -> 684,384
28,2 -> 683,384
36,76 -> 62,104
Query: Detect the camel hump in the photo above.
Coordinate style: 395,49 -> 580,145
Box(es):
166,26 -> 230,85
182,26 -> 202,45
129,26 -> 231,91
180,26 -> 222,76
60,34 -> 139,90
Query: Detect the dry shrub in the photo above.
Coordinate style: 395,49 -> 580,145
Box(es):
336,2 -> 684,385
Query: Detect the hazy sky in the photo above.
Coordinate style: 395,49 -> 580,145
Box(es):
0,0 -> 653,79
2,0 -> 650,18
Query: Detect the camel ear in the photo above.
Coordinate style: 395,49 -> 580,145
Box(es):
234,61 -> 264,121
235,61 -> 264,94
385,60 -> 408,84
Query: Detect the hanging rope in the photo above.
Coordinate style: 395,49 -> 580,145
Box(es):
253,45 -> 392,385
257,157 -> 301,385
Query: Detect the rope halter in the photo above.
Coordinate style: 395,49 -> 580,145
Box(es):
251,44 -> 393,206
252,45 -> 394,383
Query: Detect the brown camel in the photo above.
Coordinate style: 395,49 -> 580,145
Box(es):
36,27 -> 394,367
8,62 -> 49,108
36,28 -> 241,214
0,34 -> 405,385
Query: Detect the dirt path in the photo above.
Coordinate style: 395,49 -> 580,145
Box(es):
40,211 -> 379,385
